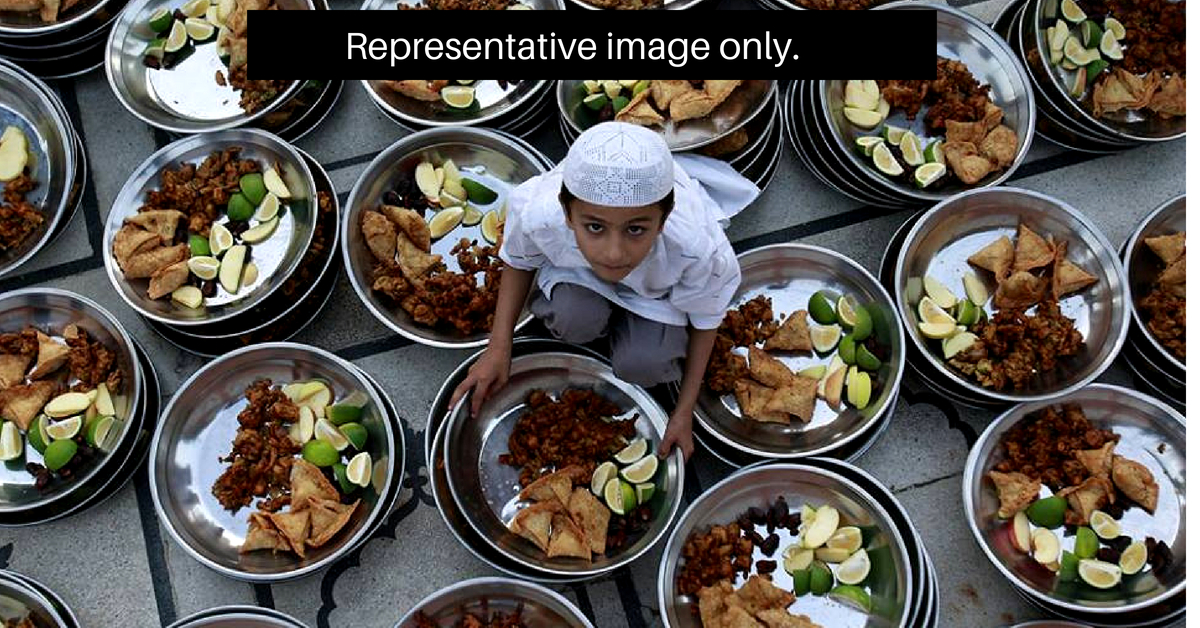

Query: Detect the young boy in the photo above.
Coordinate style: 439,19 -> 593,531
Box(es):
450,121 -> 758,460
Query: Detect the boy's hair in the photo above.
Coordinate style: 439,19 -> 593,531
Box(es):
559,183 -> 675,221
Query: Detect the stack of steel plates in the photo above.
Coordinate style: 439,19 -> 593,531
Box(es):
884,187 -> 1129,409
964,384 -> 1185,627
1119,195 -> 1185,407
105,0 -> 340,141
148,343 -> 405,582
992,0 -> 1185,153
168,606 -> 309,627
786,2 -> 1036,208
360,75 -> 558,139
394,578 -> 594,627
0,59 -> 85,279
658,460 -> 939,627
102,129 -> 340,357
0,0 -> 126,80
557,80 -> 782,192
0,570 -> 81,627
0,289 -> 159,527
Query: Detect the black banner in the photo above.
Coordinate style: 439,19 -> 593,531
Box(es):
249,10 -> 936,78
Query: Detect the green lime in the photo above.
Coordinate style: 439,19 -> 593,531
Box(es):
1026,496 -> 1068,529
1080,20 -> 1103,47
1060,0 -> 1086,22
855,136 -> 884,157
851,305 -> 873,341
338,422 -> 368,450
460,178 -> 498,205
46,416 -> 82,440
1086,58 -> 1110,83
1074,526 -> 1099,559
1100,29 -> 1123,60
346,451 -> 372,487
923,138 -> 944,164
227,193 -> 254,221
792,566 -> 812,596
143,38 -> 167,61
239,173 -> 266,206
164,19 -> 188,53
603,478 -> 636,515
881,124 -> 906,145
635,482 -> 655,504
0,422 -> 21,461
611,95 -> 630,113
829,585 -> 872,613
583,93 -> 608,111
188,233 -> 211,256
836,294 -> 859,328
808,292 -> 837,325
27,415 -> 50,454
148,7 -> 172,32
301,439 -> 338,467
915,162 -> 947,188
441,85 -> 476,109
325,403 -> 363,426
1104,17 -> 1125,39
809,561 -> 834,595
613,438 -> 648,464
956,299 -> 980,326
838,335 -> 857,366
855,345 -> 882,371
332,463 -> 355,494
1059,550 -> 1080,582
462,206 -> 484,227
871,142 -> 904,177
620,455 -> 658,484
631,79 -> 651,96
85,415 -> 115,449
43,439 -> 77,472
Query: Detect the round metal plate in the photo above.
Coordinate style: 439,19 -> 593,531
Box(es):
168,605 -> 307,627
394,578 -> 594,627
0,570 -> 70,628
962,384 -> 1186,614
894,187 -> 1130,403
1122,194 -> 1185,375
0,570 -> 80,628
363,79 -> 551,130
103,128 -> 319,326
443,351 -> 683,577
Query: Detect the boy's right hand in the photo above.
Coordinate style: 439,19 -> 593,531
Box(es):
449,347 -> 511,417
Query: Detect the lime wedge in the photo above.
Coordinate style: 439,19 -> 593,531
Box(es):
148,7 -> 173,32
882,125 -> 907,145
826,526 -> 863,553
855,136 -> 884,157
1089,511 -> 1121,539
829,584 -> 872,612
1086,59 -> 1110,83
923,275 -> 957,309
28,416 -> 50,454
808,291 -> 837,325
851,305 -> 873,341
218,244 -> 246,293
602,81 -> 621,99
1100,29 -> 1123,60
1026,496 -> 1067,528
799,365 -> 827,380
955,299 -> 979,326
188,256 -> 220,281
843,107 -> 883,129
254,192 -> 280,222
171,286 -> 203,309
919,296 -> 955,325
1059,550 -> 1080,582
0,422 -> 21,461
918,321 -> 958,340
923,138 -> 944,165
184,17 -> 214,41
591,461 -> 617,496
613,438 -> 648,464
1064,35 -> 1100,66
240,217 -> 278,244
962,273 -> 989,306
332,463 -> 355,494
855,345 -> 881,371
480,210 -> 501,244
165,19 -> 188,53
1119,541 -> 1147,574
871,142 -> 903,177
810,324 -> 842,353
835,549 -> 872,585
187,234 -> 210,257
809,561 -> 833,595
792,566 -> 811,595
263,167 -> 291,199
915,162 -> 946,188
632,79 -> 651,96
209,223 -> 233,256
836,294 -> 859,329
86,415 -> 115,449
325,403 -> 363,426
1079,559 -> 1122,589
43,439 -> 76,471
583,93 -> 609,111
1080,20 -> 1103,47
582,80 -> 601,94
301,439 -> 338,467
850,371 -> 872,409
462,206 -> 484,227
346,451 -> 372,488
611,95 -> 630,113
315,418 -> 349,451
441,86 -> 476,109
428,207 -> 464,240
635,482 -> 655,504
603,478 -> 635,515
205,5 -> 221,26
181,0 -> 209,17
1074,526 -> 1099,559
1104,17 -> 1125,39
838,335 -> 857,366
242,262 -> 260,286
226,192 -> 254,221
46,416 -> 82,440
460,178 -> 499,204
338,422 -> 368,450
1060,0 -> 1086,22
899,131 -> 923,167
620,454 -> 658,484
943,331 -> 978,360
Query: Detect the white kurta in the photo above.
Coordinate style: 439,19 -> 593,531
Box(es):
499,154 -> 759,330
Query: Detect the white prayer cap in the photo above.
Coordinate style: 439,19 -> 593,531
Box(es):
562,121 -> 674,208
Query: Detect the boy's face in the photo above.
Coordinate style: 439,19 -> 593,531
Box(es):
565,199 -> 665,283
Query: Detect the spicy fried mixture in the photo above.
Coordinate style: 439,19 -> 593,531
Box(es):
0,174 -> 43,253
993,403 -> 1119,492
1137,231 -> 1185,362
413,609 -> 527,628
3,616 -> 38,628
499,389 -> 637,488
705,295 -> 778,394
794,0 -> 882,8
212,379 -> 301,512
141,146 -> 260,237
218,0 -> 289,115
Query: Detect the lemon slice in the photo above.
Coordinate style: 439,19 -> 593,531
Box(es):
1089,510 -> 1121,539
923,138 -> 945,164
240,217 -> 278,244
590,461 -> 617,496
1060,0 -> 1086,22
428,207 -> 464,240
184,17 -> 214,41
254,193 -> 280,222
46,416 -> 82,440
1104,17 -> 1125,39
262,167 -> 291,199
826,526 -> 863,553
346,451 -> 372,488
855,136 -> 884,157
836,294 -> 859,328
187,256 -> 220,280
182,0 -> 209,17
315,418 -> 349,451
810,324 -> 842,353
614,438 -> 648,464
1100,29 -> 1123,60
165,19 -> 188,53
835,549 -> 871,585
918,296 -> 955,325
871,142 -> 903,177
915,162 -> 946,188
620,454 -> 658,484
962,273 -> 989,306
0,422 -> 21,461
441,86 -> 476,109
899,131 -> 923,167
918,321 -> 958,339
209,223 -> 233,256
604,478 -> 634,515
86,416 -> 115,449
1079,559 -> 1122,588
1119,541 -> 1147,574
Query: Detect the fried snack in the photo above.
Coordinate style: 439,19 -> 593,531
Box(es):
1074,441 -> 1116,478
734,378 -> 788,424
547,512 -> 590,561
147,259 -> 190,300
291,458 -> 339,506
29,332 -> 68,380
993,271 -> 1047,310
992,403 -> 1119,491
0,380 -> 57,430
949,301 -> 1084,392
748,346 -> 792,389
0,174 -> 43,253
763,310 -> 812,352
1051,247 -> 1098,299
1145,232 -> 1185,264
269,509 -> 312,557
568,487 -> 610,555
988,470 -> 1040,518
0,354 -> 29,390
307,498 -> 358,547
212,379 -> 302,511
125,209 -> 185,243
518,467 -> 573,507
763,375 -> 819,423
509,501 -> 557,552
1013,224 -> 1055,272
968,235 -> 1015,278
1059,475 -> 1115,525
616,89 -> 665,126
1112,455 -> 1159,513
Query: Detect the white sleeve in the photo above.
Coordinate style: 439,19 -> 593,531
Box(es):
498,177 -> 549,272
669,237 -> 740,330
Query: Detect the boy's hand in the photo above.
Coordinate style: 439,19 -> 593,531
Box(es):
658,409 -> 695,462
449,347 -> 511,417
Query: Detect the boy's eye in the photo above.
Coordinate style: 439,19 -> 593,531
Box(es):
585,223 -> 604,234
626,225 -> 647,236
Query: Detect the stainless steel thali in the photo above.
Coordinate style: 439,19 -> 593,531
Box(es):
103,128 -> 318,326
695,244 -> 904,459
1123,194 -> 1185,376
962,384 -> 1186,614
0,570 -> 79,628
394,578 -> 594,627
168,606 -> 307,628
893,187 -> 1130,403
343,126 -> 544,348
363,79 -> 551,129
442,351 -> 684,577
149,342 -> 398,581
0,570 -> 71,628
558,80 -> 776,152
657,462 -> 914,628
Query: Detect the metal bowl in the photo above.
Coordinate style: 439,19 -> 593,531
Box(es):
362,78 -> 553,129
342,126 -> 544,348
1123,194 -> 1185,375
149,342 -> 397,582
103,128 -> 318,326
105,0 -> 310,134
394,578 -> 594,627
558,80 -> 776,151
820,2 -> 1035,203
695,244 -> 905,458
0,60 -> 77,279
0,288 -> 143,515
893,187 -> 1130,403
1022,0 -> 1185,143
0,570 -> 70,627
962,384 -> 1186,614
0,570 -> 80,628
657,463 -> 914,627
443,351 -> 684,577
168,606 -> 306,628
0,0 -> 109,38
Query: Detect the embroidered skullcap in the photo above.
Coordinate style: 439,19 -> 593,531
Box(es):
562,121 -> 675,208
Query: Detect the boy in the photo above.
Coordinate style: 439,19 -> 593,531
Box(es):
450,122 -> 758,460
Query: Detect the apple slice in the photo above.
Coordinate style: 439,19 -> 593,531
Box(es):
0,126 -> 29,182
1031,528 -> 1060,568
1009,511 -> 1032,553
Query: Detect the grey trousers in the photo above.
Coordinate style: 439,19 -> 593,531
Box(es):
531,284 -> 688,388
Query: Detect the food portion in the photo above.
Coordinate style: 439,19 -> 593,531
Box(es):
1043,0 -> 1184,120
0,0 -> 83,23
987,403 -> 1173,590
211,378 -> 373,557
141,0 -> 291,115
0,325 -> 126,492
398,0 -> 530,7
579,80 -> 746,129
380,80 -> 524,110
413,608 -> 528,628
911,223 -> 1095,392
705,292 -> 889,425
361,156 -> 507,336
678,494 -> 893,625
841,60 -> 1019,189
112,147 -> 295,309
2,614 -> 38,628
500,389 -> 659,562
0,126 -> 45,256
1137,231 -> 1185,362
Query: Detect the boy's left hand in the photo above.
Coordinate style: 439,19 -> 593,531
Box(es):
658,409 -> 695,462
